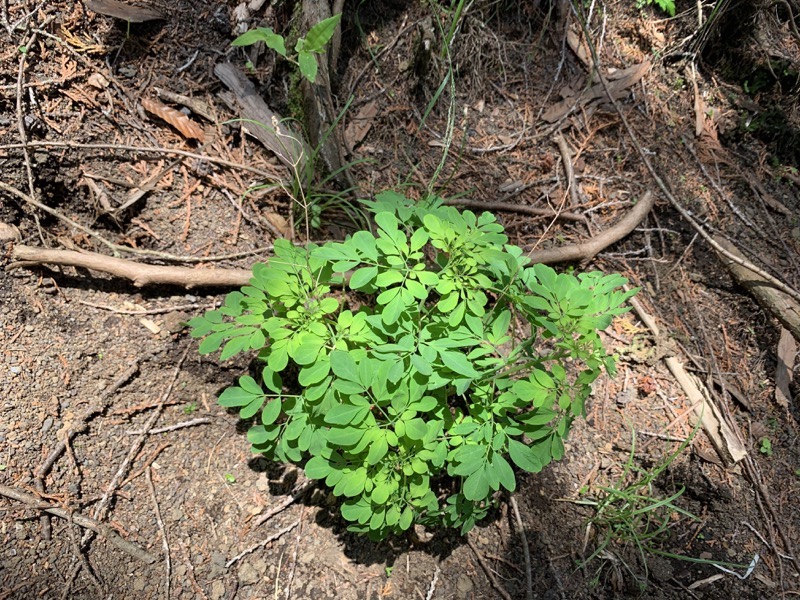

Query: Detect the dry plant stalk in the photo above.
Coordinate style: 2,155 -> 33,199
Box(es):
141,98 -> 205,142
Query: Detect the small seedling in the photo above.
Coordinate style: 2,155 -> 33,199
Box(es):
385,566 -> 393,577
224,473 -> 236,484
759,437 -> 773,456
183,402 -> 198,415
634,0 -> 675,16
231,13 -> 341,83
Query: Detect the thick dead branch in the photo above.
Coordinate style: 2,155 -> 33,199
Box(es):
714,235 -> 800,343
0,484 -> 156,564
9,194 -> 653,289
10,245 -> 252,288
214,63 -> 308,174
630,296 -> 747,466
524,191 -> 655,263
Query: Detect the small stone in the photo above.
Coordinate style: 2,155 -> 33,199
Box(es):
41,417 -> 53,435
209,580 -> 226,600
168,507 -> 184,522
238,561 -> 260,586
133,577 -> 146,591
456,574 -> 474,598
251,557 -> 267,575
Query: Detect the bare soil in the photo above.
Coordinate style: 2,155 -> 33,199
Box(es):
2,1 -> 800,599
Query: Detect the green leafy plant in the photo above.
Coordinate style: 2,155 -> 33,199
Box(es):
634,0 -> 675,17
183,402 -> 198,415
759,437 -> 773,456
224,473 -> 237,484
189,192 -> 636,539
231,13 -> 342,83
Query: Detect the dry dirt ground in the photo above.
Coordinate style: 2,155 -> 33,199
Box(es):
2,0 -> 800,599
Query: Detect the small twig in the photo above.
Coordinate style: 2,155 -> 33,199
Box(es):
252,481 -> 315,528
0,484 -> 156,564
467,538 -> 513,600
425,565 -> 441,600
120,442 -> 171,488
127,418 -> 211,435
554,134 -> 580,207
0,139 -> 280,181
284,507 -> 305,600
509,497 -> 533,600
91,347 -> 189,524
77,300 -> 212,315
146,467 -> 171,600
11,244 -> 253,288
34,360 -> 142,539
524,191 -> 655,263
226,519 -> 300,568
444,197 -> 586,222
65,510 -> 104,597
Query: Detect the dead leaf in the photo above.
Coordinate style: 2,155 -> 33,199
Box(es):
344,100 -> 378,153
142,98 -> 205,141
263,212 -> 292,238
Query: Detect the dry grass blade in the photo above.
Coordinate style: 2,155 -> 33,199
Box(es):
142,98 -> 205,142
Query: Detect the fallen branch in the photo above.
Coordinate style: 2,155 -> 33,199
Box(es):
713,235 -> 800,343
524,191 -> 655,263
9,194 -> 653,289
0,484 -> 156,564
11,244 -> 252,288
630,296 -> 747,466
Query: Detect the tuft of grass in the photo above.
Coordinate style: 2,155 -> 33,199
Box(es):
573,428 -> 699,590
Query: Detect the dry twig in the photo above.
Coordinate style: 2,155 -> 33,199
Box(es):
467,538 -> 514,600
226,520 -> 301,568
510,496 -> 533,600
146,467 -> 171,600
0,484 -> 156,564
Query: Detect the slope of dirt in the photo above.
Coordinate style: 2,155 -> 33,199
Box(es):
2,1 -> 800,599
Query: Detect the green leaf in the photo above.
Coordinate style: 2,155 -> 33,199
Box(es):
298,50 -> 318,82
411,354 -> 433,376
367,434 -> 389,465
231,28 -> 287,57
341,467 -> 368,497
492,454 -> 516,492
330,351 -> 359,381
239,376 -> 262,395
298,359 -> 330,386
372,480 -> 393,504
303,13 -> 341,53
398,506 -> 414,530
405,418 -> 428,440
350,266 -> 378,289
463,467 -> 490,501
439,350 -> 480,378
304,456 -> 332,479
382,294 -> 406,325
326,403 -> 369,425
261,398 -> 282,425
218,386 -> 258,408
507,439 -> 542,473
239,396 -> 264,419
327,427 -> 365,446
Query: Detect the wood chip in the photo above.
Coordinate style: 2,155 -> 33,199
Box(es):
775,327 -> 795,409
85,0 -> 166,22
344,100 -> 378,153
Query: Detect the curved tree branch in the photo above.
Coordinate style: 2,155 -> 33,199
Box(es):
8,193 -> 653,288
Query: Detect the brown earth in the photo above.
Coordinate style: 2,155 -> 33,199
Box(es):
2,1 -> 800,599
